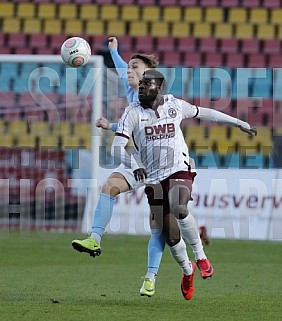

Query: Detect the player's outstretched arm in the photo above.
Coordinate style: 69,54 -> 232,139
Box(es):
196,106 -> 255,134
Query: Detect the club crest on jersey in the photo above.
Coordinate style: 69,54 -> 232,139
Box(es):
168,108 -> 177,118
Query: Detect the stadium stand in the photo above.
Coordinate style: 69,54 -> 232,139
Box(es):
0,0 -> 280,228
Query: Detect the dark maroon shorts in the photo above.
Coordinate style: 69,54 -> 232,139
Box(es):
144,170 -> 197,216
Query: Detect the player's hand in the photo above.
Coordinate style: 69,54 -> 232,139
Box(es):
238,125 -> 257,136
96,117 -> 110,130
133,168 -> 147,182
108,37 -> 118,50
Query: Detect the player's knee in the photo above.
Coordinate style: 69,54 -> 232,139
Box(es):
170,204 -> 187,219
166,237 -> 180,247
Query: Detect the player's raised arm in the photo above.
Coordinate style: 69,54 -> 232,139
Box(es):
108,36 -> 128,81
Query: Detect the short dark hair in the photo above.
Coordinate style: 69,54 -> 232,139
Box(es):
143,69 -> 165,88
130,53 -> 159,68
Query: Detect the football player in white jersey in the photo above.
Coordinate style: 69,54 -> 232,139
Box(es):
72,40 -> 213,298
112,69 -> 257,300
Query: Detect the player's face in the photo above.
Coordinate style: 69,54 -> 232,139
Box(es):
138,74 -> 159,106
127,58 -> 147,88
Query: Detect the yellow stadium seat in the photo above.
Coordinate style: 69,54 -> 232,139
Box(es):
163,7 -> 182,22
16,135 -> 36,148
100,5 -> 119,20
142,6 -> 161,22
80,4 -> 98,20
44,19 -> 62,35
205,8 -> 224,23
228,8 -> 247,24
151,22 -> 169,37
235,24 -> 254,39
62,135 -> 86,148
277,25 -> 282,40
209,126 -> 228,140
107,20 -> 125,36
257,24 -> 275,40
75,123 -> 91,136
23,19 -> 41,34
183,7 -> 203,23
17,3 -> 35,18
129,21 -> 148,36
59,4 -> 77,19
121,5 -> 139,21
29,121 -> 50,136
0,135 -> 13,147
250,8 -> 268,25
193,22 -> 212,38
271,9 -> 282,25
65,20 -> 83,35
39,135 -> 59,148
214,23 -> 233,39
0,3 -> 14,18
9,121 -> 27,135
2,18 -> 21,33
38,4 -> 56,19
172,22 -> 190,37
85,20 -> 104,36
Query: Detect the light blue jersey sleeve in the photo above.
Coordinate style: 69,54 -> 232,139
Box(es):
109,48 -> 137,132
110,48 -> 129,89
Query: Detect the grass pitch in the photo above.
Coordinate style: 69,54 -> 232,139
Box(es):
0,231 -> 281,321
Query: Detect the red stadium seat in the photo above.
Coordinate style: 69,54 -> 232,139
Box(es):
199,38 -> 218,53
262,0 -> 281,8
268,54 -> 282,68
263,39 -> 281,54
116,0 -> 135,4
137,0 -> 156,4
220,39 -> 239,53
0,48 -> 11,54
241,39 -> 260,54
36,48 -> 54,54
50,34 -> 68,50
221,0 -> 240,7
177,37 -> 196,53
226,53 -> 244,68
247,54 -> 266,68
162,52 -> 181,66
201,0 -> 219,6
135,36 -> 154,52
0,33 -> 5,47
116,35 -> 133,51
204,53 -> 224,67
15,48 -> 33,54
183,53 -> 202,67
0,92 -> 17,108
8,33 -> 27,48
242,0 -> 260,7
179,0 -> 197,5
156,37 -> 175,52
29,34 -> 48,49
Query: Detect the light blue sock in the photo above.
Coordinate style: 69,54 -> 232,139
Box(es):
91,193 -> 115,238
146,229 -> 166,276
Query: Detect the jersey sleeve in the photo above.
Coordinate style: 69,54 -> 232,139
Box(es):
115,105 -> 137,139
110,49 -> 129,88
180,100 -> 199,119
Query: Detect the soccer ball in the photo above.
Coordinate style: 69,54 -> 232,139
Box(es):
61,37 -> 91,68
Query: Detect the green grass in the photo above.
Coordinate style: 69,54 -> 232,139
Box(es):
0,231 -> 281,321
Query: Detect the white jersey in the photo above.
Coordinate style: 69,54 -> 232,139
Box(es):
116,94 -> 199,182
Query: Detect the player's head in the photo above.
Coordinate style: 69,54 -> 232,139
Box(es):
138,70 -> 165,107
127,53 -> 159,88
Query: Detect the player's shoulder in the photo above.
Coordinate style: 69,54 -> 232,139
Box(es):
125,101 -> 140,111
